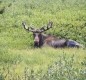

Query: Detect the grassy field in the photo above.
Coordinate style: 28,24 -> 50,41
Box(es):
0,48 -> 86,80
0,0 -> 86,80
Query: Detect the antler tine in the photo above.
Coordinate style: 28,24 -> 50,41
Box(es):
22,22 -> 35,32
22,22 -> 28,29
40,21 -> 53,32
47,21 -> 53,28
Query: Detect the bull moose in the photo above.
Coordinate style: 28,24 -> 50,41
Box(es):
22,21 -> 83,48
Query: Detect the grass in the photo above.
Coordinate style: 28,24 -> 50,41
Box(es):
0,47 -> 86,80
0,0 -> 86,79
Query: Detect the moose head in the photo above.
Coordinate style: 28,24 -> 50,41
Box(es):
22,21 -> 53,47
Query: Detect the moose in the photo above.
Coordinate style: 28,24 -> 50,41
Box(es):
22,21 -> 83,48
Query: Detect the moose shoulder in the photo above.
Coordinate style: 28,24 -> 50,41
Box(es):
22,22 -> 83,48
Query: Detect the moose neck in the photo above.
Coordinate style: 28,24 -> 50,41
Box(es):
39,34 -> 51,47
38,34 -> 44,47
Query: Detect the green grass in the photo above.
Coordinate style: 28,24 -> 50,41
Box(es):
0,0 -> 86,79
0,0 -> 86,47
0,48 -> 86,80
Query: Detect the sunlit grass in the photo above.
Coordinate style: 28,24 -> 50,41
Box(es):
0,47 -> 86,80
1,47 -> 86,68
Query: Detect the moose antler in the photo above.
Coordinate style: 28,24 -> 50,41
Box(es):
22,22 -> 36,32
22,21 -> 53,33
40,21 -> 53,32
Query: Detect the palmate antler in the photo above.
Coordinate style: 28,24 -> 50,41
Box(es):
22,21 -> 53,33
22,22 -> 36,32
40,21 -> 53,32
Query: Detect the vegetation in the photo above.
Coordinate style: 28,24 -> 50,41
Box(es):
0,0 -> 86,80
0,48 -> 86,80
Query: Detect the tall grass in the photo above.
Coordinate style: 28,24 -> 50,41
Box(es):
0,48 -> 86,80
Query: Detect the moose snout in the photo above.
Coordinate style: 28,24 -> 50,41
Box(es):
34,37 -> 39,43
34,39 -> 39,43
34,37 -> 40,47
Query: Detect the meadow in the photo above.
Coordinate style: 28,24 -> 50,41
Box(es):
0,0 -> 86,80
